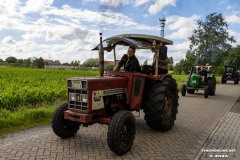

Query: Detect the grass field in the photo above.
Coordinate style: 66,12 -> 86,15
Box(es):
0,68 -> 221,138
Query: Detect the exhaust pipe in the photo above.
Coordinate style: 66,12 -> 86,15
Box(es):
99,33 -> 104,76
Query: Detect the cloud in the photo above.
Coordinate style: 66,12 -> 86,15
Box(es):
165,15 -> 199,40
100,0 -> 130,7
42,5 -> 158,31
226,14 -> 240,24
134,0 -> 150,6
218,0 -> 228,5
0,0 -> 22,17
168,41 -> 191,63
148,0 -> 176,15
2,36 -> 16,45
228,30 -> 240,47
21,0 -> 54,13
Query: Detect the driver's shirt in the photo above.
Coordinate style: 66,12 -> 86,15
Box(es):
118,54 -> 141,72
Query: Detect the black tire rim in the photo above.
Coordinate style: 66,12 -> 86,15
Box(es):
63,119 -> 77,129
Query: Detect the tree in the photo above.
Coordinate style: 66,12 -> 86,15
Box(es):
17,59 -> 23,64
174,59 -> 185,74
23,58 -> 32,68
183,50 -> 196,72
168,56 -> 174,71
33,57 -> 44,68
62,62 -> 70,66
0,59 -> 4,62
173,50 -> 196,74
54,60 -> 61,65
168,56 -> 174,64
143,60 -> 148,66
188,12 -> 235,66
82,58 -> 99,67
105,64 -> 115,71
6,56 -> 17,63
224,45 -> 240,69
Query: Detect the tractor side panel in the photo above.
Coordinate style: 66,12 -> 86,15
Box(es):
130,74 -> 146,110
105,71 -> 135,104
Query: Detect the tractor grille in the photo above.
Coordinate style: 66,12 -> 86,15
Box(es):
68,89 -> 88,111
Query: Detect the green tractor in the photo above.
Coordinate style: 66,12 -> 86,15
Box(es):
181,66 -> 216,98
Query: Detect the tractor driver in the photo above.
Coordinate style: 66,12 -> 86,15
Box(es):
200,66 -> 208,83
113,46 -> 141,72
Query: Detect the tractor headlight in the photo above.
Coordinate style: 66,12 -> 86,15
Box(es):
81,94 -> 87,102
71,80 -> 82,88
69,93 -> 76,101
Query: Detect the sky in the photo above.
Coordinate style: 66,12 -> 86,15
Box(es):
0,0 -> 240,65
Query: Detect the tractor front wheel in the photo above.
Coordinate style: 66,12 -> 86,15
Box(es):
208,78 -> 216,96
181,84 -> 186,96
107,110 -> 136,155
204,86 -> 209,98
51,102 -> 79,138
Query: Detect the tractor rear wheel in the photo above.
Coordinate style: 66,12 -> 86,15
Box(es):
142,77 -> 179,131
51,102 -> 79,138
204,86 -> 209,98
181,84 -> 186,96
208,78 -> 216,96
107,110 -> 136,155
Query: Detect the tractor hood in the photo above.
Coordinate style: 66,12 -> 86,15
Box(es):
68,76 -> 128,91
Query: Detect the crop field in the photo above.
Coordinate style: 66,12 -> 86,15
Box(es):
0,68 -> 99,111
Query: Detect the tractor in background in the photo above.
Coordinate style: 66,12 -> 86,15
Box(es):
181,66 -> 216,98
221,65 -> 239,84
51,33 -> 179,155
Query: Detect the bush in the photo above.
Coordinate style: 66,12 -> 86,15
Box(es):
105,64 -> 115,71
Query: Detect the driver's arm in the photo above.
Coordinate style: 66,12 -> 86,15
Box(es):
114,54 -> 127,71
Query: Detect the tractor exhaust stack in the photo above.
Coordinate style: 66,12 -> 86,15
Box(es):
99,33 -> 104,76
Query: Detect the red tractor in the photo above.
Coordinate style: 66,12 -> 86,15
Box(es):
51,33 -> 179,155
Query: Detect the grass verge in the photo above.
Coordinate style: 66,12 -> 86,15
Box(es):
0,104 -> 57,138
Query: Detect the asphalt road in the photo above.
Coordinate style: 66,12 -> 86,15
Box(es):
0,83 -> 240,160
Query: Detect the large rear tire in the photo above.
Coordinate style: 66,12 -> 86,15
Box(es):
107,110 -> 136,155
51,102 -> 79,138
142,77 -> 179,131
208,78 -> 216,96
